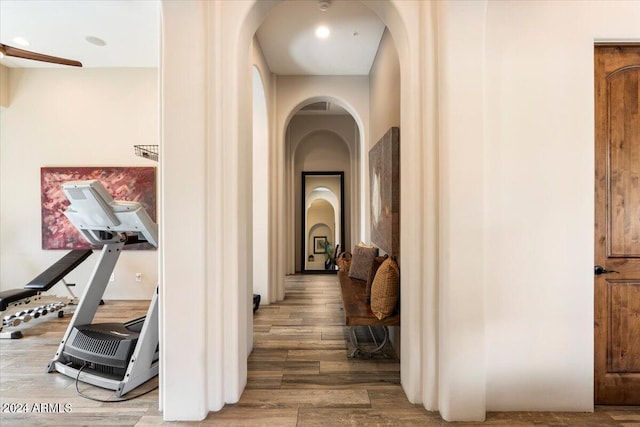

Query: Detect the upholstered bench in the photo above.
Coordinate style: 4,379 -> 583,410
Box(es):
338,270 -> 399,357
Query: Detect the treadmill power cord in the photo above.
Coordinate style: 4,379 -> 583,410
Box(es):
75,363 -> 158,402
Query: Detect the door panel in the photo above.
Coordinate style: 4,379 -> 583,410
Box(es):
595,45 -> 640,404
608,281 -> 640,373
608,67 -> 640,257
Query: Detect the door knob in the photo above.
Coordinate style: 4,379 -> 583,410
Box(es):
594,265 -> 620,275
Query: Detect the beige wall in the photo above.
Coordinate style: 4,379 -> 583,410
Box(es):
369,28 -> 400,145
368,25 -> 401,355
482,0 -> 640,411
0,67 -> 159,300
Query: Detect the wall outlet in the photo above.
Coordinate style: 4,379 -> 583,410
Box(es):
135,273 -> 142,282
110,273 -> 115,282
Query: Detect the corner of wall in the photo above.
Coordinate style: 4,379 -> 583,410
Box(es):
436,0 -> 487,422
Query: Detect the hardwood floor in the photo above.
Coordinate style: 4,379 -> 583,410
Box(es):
2,275 -> 640,426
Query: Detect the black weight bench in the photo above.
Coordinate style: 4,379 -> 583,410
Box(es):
0,249 -> 92,338
0,288 -> 39,312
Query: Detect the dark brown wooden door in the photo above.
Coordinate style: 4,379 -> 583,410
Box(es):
595,45 -> 640,404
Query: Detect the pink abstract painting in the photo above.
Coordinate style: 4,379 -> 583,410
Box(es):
41,167 -> 156,250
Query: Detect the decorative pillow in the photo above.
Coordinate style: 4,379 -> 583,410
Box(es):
370,257 -> 400,320
366,255 -> 388,303
337,251 -> 352,272
348,244 -> 378,281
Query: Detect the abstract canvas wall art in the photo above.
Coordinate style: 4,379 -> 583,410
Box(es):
41,167 -> 156,250
369,127 -> 400,257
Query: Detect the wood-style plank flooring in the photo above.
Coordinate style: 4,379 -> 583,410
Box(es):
2,275 -> 640,426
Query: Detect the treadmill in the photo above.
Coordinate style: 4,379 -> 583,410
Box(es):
47,180 -> 159,397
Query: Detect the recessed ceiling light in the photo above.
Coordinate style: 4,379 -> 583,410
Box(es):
85,36 -> 107,47
318,0 -> 331,12
315,26 -> 330,39
12,37 -> 30,47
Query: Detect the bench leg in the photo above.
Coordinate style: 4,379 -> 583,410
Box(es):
368,326 -> 389,356
348,327 -> 360,358
347,326 -> 390,358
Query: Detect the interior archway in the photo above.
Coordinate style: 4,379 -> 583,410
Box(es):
302,173 -> 343,272
245,1 -> 424,408
243,0 -> 432,410
290,125 -> 352,273
241,0 -> 428,412
283,95 -> 366,276
159,0 -> 439,420
252,66 -> 269,308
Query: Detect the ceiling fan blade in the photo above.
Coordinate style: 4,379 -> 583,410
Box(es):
0,43 -> 82,67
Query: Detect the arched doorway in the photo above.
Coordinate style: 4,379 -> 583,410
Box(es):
286,107 -> 357,274
302,172 -> 344,272
250,0 -> 433,411
281,96 -> 367,279
252,66 -> 269,305
159,0 -> 446,421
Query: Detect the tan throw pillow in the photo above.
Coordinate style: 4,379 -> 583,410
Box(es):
370,257 -> 400,320
366,255 -> 388,303
348,244 -> 378,281
337,251 -> 352,272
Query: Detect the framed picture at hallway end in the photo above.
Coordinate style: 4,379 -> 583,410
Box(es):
314,236 -> 328,254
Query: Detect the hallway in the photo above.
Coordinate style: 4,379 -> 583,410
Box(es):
196,274 -> 429,425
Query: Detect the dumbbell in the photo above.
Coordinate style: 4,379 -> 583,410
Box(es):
52,305 -> 65,318
20,309 -> 37,319
4,317 -> 20,327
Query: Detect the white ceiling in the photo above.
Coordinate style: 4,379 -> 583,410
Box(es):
0,0 -> 159,68
256,0 -> 385,75
0,0 -> 385,77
